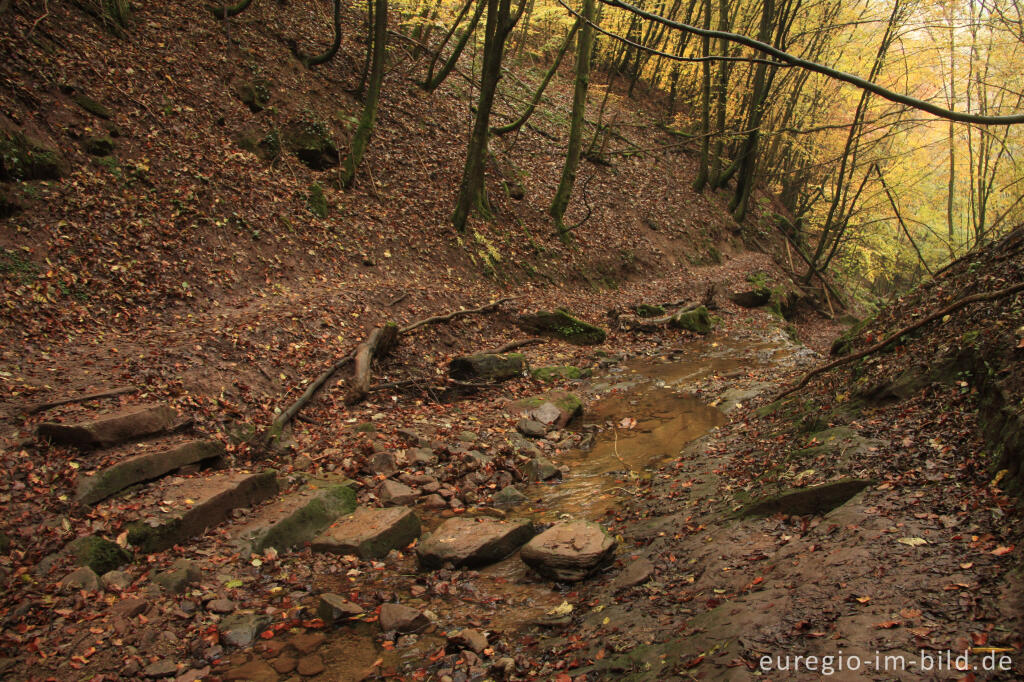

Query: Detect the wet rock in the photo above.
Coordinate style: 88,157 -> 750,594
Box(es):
448,353 -> 527,382
60,566 -> 99,591
219,612 -> 270,648
379,603 -> 429,633
417,517 -> 535,569
521,521 -> 617,581
530,366 -> 592,382
223,659 -> 277,681
311,506 -> 421,560
368,451 -> 398,476
421,494 -> 447,509
271,656 -> 296,674
296,654 -> 325,676
206,598 -> 235,614
290,632 -> 325,654
379,480 -> 418,506
154,559 -> 201,594
610,557 -> 653,591
492,486 -> 527,509
317,593 -> 364,623
524,457 -> 560,482
516,419 -> 546,438
448,628 -> 487,654
37,404 -> 178,448
511,391 -> 583,429
101,569 -> 131,590
143,659 -> 178,678
515,310 -> 606,345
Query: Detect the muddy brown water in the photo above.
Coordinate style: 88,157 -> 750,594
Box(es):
323,333 -> 806,671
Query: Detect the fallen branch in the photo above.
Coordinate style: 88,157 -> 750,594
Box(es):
346,323 -> 400,405
264,350 -> 357,447
29,386 -> 139,414
776,280 -> 1024,399
488,338 -> 545,353
399,297 -> 514,334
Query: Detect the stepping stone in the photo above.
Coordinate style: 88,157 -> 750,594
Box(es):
416,517 -> 535,569
379,480 -> 417,506
76,439 -> 224,505
510,391 -> 583,429
232,483 -> 356,554
524,457 -> 560,482
317,593 -> 364,623
311,506 -> 420,560
219,612 -> 270,648
37,404 -> 179,448
124,470 -> 279,553
378,603 -> 428,633
520,521 -> 617,582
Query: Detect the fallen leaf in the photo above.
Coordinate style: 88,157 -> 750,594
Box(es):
875,620 -> 901,629
991,546 -> 1013,556
897,537 -> 928,547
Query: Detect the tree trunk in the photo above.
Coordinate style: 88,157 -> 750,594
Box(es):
451,0 -> 524,232
340,0 -> 388,188
549,0 -> 596,239
300,0 -> 342,67
492,18 -> 579,136
691,0 -> 712,191
422,0 -> 485,92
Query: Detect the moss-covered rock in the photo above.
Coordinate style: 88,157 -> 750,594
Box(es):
82,135 -> 115,156
235,79 -> 272,113
830,316 -> 871,356
0,129 -> 65,181
729,288 -> 771,308
635,304 -> 665,318
530,365 -> 592,382
282,119 -> 338,170
307,182 -> 328,218
72,94 -> 112,119
66,535 -> 131,575
669,305 -> 712,334
449,353 -> 527,381
511,390 -> 583,428
515,310 -> 606,345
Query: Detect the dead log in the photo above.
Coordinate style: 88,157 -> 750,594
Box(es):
488,338 -> 545,354
399,297 -> 514,334
264,350 -> 357,447
346,323 -> 400,405
776,280 -> 1024,399
28,386 -> 139,414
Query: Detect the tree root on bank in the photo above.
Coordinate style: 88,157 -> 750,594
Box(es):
28,386 -> 139,414
261,298 -> 515,449
776,280 -> 1024,400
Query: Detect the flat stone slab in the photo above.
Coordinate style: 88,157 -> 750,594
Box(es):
124,470 -> 279,553
76,439 -> 224,505
416,517 -> 535,569
734,478 -> 874,519
520,521 -> 617,582
38,404 -> 179,448
232,483 -> 356,554
310,506 -> 420,560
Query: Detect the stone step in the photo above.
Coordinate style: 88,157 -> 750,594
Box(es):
122,470 -> 279,553
310,506 -> 421,560
231,480 -> 357,555
37,404 -> 179,448
416,516 -> 535,569
76,438 -> 225,505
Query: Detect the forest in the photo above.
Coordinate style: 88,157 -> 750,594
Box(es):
0,0 -> 1023,679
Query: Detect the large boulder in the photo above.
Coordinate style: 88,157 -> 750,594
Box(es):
449,353 -> 527,382
668,306 -> 713,334
282,119 -> 338,170
417,517 -> 535,569
515,310 -> 606,345
520,521 -> 617,582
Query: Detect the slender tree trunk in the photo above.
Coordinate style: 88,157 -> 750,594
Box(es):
340,0 -> 388,188
692,0 -> 712,191
423,0 -> 484,91
492,19 -> 579,136
354,0 -> 374,97
413,0 -> 444,58
549,0 -> 597,239
707,0 -> 731,188
451,0 -> 524,231
294,0 -> 342,67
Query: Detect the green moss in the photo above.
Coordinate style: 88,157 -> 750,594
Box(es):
830,316 -> 873,356
66,536 -> 130,575
72,94 -> 112,119
236,80 -> 272,113
307,182 -> 328,218
669,305 -> 713,334
516,310 -> 606,345
282,119 -> 338,170
0,131 -> 65,181
234,128 -> 280,161
635,304 -> 665,318
253,485 -> 356,553
531,365 -> 592,382
82,136 -> 115,156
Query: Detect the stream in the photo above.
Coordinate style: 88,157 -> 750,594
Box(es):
319,331 -> 813,676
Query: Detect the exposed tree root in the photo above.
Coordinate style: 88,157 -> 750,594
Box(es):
345,323 -> 400,405
28,386 -> 139,414
777,280 -> 1024,399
